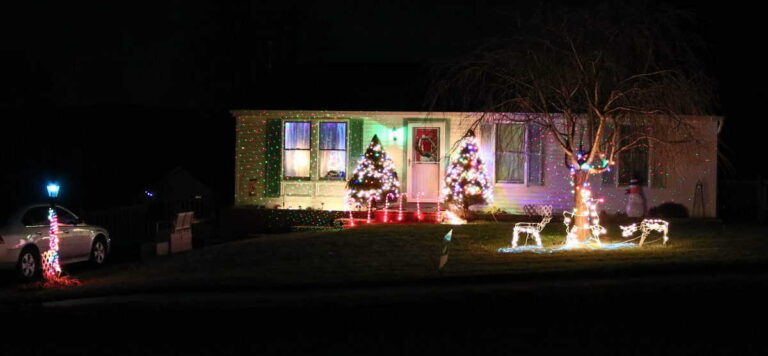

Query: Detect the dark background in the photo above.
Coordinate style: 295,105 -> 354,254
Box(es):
0,1 -> 762,213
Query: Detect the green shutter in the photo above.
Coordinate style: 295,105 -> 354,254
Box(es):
347,118 -> 365,177
265,119 -> 282,197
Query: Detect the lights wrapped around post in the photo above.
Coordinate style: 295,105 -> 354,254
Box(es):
442,131 -> 492,219
42,207 -> 61,279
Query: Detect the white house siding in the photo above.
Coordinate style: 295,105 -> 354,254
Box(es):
233,111 -> 720,217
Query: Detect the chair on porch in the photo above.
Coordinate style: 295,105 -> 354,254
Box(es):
511,205 -> 553,248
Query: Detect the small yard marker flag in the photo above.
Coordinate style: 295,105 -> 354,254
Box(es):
439,229 -> 453,271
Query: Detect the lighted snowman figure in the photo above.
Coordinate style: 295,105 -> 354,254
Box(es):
625,178 -> 646,217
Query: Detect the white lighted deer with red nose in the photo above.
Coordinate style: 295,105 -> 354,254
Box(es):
620,219 -> 669,246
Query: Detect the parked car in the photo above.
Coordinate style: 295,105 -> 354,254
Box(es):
0,204 -> 110,280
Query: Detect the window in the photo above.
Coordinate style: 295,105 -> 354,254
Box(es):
617,125 -> 649,186
284,122 -> 311,179
55,208 -> 78,225
22,207 -> 50,226
319,122 -> 347,179
496,124 -> 525,183
495,124 -> 544,184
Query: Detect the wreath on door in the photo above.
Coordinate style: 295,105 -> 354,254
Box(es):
416,135 -> 437,160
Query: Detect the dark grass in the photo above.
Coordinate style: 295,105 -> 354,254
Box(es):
2,220 -> 766,304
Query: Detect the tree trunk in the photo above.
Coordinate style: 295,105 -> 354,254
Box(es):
462,201 -> 472,221
572,171 -> 592,242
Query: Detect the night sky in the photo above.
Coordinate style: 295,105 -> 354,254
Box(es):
0,1 -> 763,212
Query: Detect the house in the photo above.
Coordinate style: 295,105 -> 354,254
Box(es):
142,167 -> 216,221
232,110 -> 721,217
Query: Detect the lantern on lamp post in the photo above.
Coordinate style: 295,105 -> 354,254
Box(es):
47,183 -> 60,199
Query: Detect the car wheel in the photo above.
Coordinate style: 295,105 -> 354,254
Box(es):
90,238 -> 107,266
17,248 -> 41,281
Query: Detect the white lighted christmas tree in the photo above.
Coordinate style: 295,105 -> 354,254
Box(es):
346,135 -> 400,209
442,131 -> 492,218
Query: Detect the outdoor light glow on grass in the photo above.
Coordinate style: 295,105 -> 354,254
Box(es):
441,210 -> 466,225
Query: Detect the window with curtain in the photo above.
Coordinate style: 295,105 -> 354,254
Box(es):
319,122 -> 347,179
496,124 -> 526,183
495,123 -> 545,185
526,124 -> 544,185
284,122 -> 311,179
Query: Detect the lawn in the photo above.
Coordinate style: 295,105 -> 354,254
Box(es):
2,219 -> 767,304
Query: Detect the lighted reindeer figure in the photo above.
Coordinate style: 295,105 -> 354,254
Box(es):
620,219 -> 669,246
512,205 -> 552,248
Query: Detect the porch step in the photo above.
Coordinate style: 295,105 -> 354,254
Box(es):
398,202 -> 446,212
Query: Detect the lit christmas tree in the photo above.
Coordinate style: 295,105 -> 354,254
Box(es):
346,135 -> 400,209
442,131 -> 492,218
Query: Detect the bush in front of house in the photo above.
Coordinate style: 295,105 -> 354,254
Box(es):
223,207 -> 347,238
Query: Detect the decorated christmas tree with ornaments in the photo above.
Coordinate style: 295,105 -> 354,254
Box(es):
346,135 -> 400,208
442,131 -> 492,218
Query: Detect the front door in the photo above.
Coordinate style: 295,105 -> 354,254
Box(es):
407,123 -> 444,202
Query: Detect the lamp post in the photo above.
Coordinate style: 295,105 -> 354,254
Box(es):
42,182 -> 61,279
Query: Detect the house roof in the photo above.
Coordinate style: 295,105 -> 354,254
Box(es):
230,110 -> 724,122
